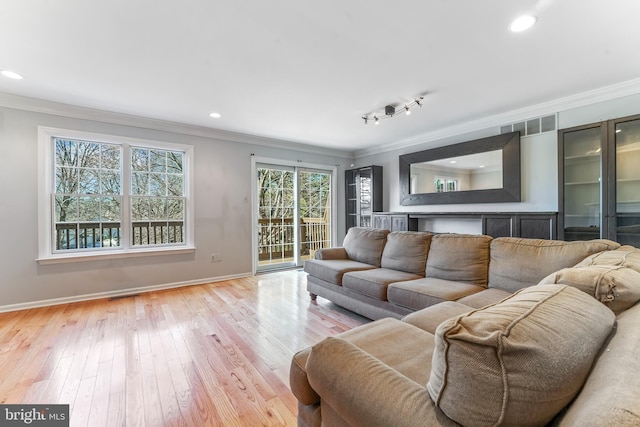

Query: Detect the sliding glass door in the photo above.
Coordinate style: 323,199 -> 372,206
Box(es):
255,163 -> 332,272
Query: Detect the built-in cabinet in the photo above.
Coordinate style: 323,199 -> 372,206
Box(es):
345,166 -> 382,231
559,114 -> 640,246
372,212 -> 557,239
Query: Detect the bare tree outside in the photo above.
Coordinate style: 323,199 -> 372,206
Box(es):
54,139 -> 185,250
257,167 -> 331,265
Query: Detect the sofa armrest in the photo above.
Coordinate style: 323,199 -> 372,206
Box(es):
306,336 -> 457,427
314,247 -> 348,260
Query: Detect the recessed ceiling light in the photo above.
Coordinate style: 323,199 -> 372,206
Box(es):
209,112 -> 221,118
509,15 -> 537,32
1,70 -> 24,80
450,160 -> 457,164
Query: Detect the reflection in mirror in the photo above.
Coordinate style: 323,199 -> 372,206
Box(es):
410,150 -> 503,194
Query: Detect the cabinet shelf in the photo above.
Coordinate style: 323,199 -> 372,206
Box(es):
565,181 -> 599,186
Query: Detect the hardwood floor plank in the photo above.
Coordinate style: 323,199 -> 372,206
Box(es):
0,270 -> 368,426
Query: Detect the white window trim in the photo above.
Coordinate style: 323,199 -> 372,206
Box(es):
37,126 -> 195,264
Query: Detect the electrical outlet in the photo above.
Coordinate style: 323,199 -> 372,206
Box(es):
210,253 -> 222,262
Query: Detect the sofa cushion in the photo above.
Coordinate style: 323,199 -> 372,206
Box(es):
539,265 -> 640,314
554,302 -> 640,427
381,231 -> 431,275
342,227 -> 390,267
387,278 -> 484,311
427,284 -> 616,427
426,234 -> 492,287
303,259 -> 376,285
455,287 -> 512,308
488,237 -> 620,292
402,301 -> 473,334
574,245 -> 640,273
343,268 -> 423,301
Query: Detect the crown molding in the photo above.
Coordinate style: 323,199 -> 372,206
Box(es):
0,92 -> 354,158
355,77 -> 640,158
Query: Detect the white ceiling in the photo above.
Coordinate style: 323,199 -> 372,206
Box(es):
1,0 -> 640,154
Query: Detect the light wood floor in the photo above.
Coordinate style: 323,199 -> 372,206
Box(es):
0,270 -> 368,426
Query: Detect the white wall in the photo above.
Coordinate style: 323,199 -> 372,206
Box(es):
0,104 -> 352,308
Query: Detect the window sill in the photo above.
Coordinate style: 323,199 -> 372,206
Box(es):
36,246 -> 196,265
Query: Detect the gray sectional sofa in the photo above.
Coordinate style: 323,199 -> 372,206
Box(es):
304,227 -> 619,320
292,227 -> 640,426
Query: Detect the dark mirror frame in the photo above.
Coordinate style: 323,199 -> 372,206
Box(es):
399,131 -> 521,205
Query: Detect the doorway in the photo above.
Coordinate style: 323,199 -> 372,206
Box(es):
254,161 -> 334,272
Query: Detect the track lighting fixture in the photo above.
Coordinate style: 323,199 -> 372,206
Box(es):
362,96 -> 424,125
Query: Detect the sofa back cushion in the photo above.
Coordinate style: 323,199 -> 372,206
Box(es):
488,237 -> 620,292
426,234 -> 492,287
381,231 -> 432,275
342,227 -> 390,267
539,265 -> 640,314
574,245 -> 640,273
427,284 -> 616,427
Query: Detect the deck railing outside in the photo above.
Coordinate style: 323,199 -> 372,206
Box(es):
55,221 -> 184,249
257,217 -> 330,262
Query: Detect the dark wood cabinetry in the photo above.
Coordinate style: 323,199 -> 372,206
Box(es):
345,166 -> 382,231
372,212 -> 556,239
482,213 -> 557,239
559,114 -> 640,246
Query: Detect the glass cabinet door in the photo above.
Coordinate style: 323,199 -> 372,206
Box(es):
562,126 -> 603,241
358,168 -> 372,227
614,118 -> 640,246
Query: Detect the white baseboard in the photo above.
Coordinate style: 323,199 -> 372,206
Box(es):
0,272 -> 253,313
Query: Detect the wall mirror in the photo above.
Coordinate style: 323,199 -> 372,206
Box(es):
399,131 -> 521,205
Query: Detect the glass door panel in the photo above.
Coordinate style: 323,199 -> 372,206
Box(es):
299,170 -> 332,263
615,118 -> 640,246
257,165 -> 296,270
563,127 -> 602,240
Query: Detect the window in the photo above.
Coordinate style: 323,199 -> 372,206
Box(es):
38,127 -> 194,262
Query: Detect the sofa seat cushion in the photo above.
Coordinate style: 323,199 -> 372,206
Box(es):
539,265 -> 640,314
427,284 -> 616,427
488,237 -> 620,293
304,259 -> 377,285
575,244 -> 640,272
402,301 -> 473,334
426,234 -> 492,287
387,278 -> 484,311
455,288 -> 512,308
343,227 -> 390,267
342,268 -> 423,301
381,231 -> 432,275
